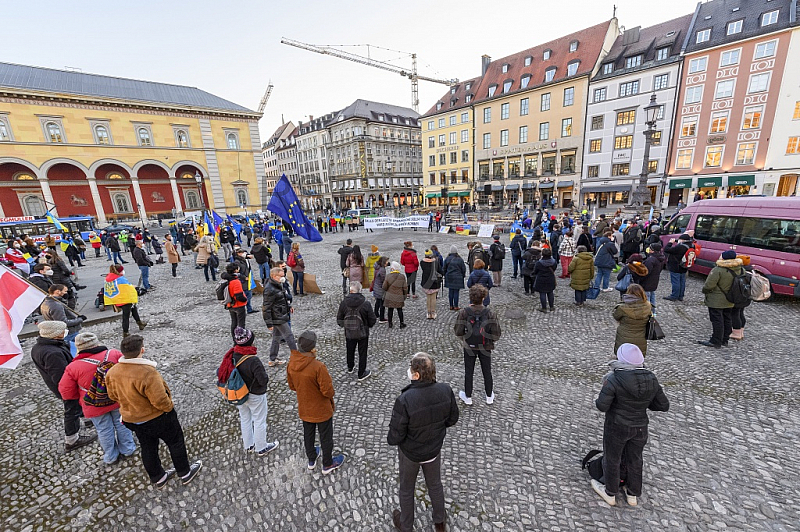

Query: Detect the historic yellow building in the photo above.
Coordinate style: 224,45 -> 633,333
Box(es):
0,62 -> 265,224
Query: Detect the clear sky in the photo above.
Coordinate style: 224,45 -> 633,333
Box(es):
4,0 -> 700,142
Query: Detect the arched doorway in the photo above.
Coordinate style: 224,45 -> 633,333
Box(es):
174,164 -> 209,211
137,163 -> 175,215
0,162 -> 43,217
45,162 -> 93,217
94,163 -> 133,221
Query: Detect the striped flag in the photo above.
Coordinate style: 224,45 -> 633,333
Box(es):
0,265 -> 46,370
247,270 -> 256,291
45,210 -> 66,232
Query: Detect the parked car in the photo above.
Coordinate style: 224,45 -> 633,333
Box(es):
101,224 -> 138,234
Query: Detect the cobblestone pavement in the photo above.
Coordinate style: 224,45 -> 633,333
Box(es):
3,228 -> 799,531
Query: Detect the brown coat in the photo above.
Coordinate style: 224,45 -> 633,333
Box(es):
286,349 -> 335,423
165,240 -> 181,264
382,270 -> 408,308
195,236 -> 216,266
105,358 -> 174,423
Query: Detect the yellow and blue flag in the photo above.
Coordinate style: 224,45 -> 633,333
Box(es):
45,210 -> 66,232
267,175 -> 322,242
59,235 -> 73,252
104,275 -> 138,306
247,271 -> 256,290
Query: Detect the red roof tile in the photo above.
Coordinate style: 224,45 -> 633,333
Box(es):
422,76 -> 483,117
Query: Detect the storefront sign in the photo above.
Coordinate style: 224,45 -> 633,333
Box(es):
363,215 -> 428,229
435,146 -> 458,153
495,143 -> 550,156
707,135 -> 726,145
728,175 -> 755,186
0,216 -> 35,222
612,150 -> 631,163
698,177 -> 722,188
668,178 -> 693,190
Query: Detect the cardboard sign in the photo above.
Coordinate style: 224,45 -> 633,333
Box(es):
438,226 -> 451,234
477,224 -> 495,238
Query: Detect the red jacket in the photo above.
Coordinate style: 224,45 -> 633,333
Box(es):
227,278 -> 248,309
58,347 -> 124,418
400,248 -> 419,274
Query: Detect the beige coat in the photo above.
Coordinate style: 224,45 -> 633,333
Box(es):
196,236 -> 216,266
165,240 -> 181,264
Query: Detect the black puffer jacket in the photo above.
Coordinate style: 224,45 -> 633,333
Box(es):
595,368 -> 669,427
532,257 -> 557,292
31,337 -> 72,399
387,381 -> 459,463
262,278 -> 291,327
338,245 -> 353,269
251,243 -> 271,265
336,292 -> 377,340
420,259 -> 443,290
664,241 -> 690,273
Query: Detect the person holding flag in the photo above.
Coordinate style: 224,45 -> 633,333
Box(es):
267,176 -> 323,243
233,248 -> 257,314
104,264 -> 147,338
4,241 -> 33,275
0,263 -> 47,370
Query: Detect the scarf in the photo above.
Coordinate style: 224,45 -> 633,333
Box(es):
217,345 -> 258,383
622,294 -> 641,304
603,360 -> 644,381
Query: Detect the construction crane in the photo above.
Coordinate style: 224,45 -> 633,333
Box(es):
257,80 -> 274,114
280,38 -> 458,112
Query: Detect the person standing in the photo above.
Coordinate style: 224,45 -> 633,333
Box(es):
520,243 -> 541,295
383,261 -> 408,329
263,266 -> 297,366
219,224 -> 236,261
216,327 -> 279,456
165,234 -> 181,278
467,242 -> 489,274
40,284 -> 85,350
251,237 -> 272,284
233,248 -> 257,314
104,265 -> 147,338
337,239 -> 353,295
222,263 -> 248,339
569,246 -> 594,306
663,234 -> 692,302
420,249 -> 443,319
372,256 -> 389,323
640,243 -> 665,309
287,242 -> 306,296
196,234 -> 218,282
443,245 -> 466,311
454,285 -> 502,406
698,250 -> 742,348
58,332 -> 136,465
346,245 -> 366,287
287,330 -> 346,475
467,259 -> 493,306
488,235 -> 505,287
88,231 -> 102,258
510,229 -> 527,279
132,240 -> 154,292
388,352 -> 459,532
29,263 -> 54,293
592,343 -> 669,507
613,284 -> 652,356
365,245 -> 381,286
31,321 -> 98,452
558,229 -> 576,278
400,241 -> 419,299
336,281 -> 377,380
106,335 -> 203,488
593,230 -> 617,292
533,248 -> 557,312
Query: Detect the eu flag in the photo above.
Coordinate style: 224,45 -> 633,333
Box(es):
267,175 -> 322,242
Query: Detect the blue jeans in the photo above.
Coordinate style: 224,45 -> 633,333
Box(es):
112,251 -> 126,264
293,271 -> 304,295
65,331 -> 78,357
511,253 -> 522,277
237,392 -> 268,451
91,409 -> 136,463
139,265 -> 151,289
105,246 -> 112,261
204,264 -> 217,282
669,271 -> 686,299
258,262 -> 270,282
594,267 -> 612,289
245,288 -> 254,313
448,288 -> 460,308
647,291 -> 656,307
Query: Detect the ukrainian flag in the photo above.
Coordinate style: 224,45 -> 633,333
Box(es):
59,235 -> 73,252
103,276 -> 138,306
45,210 -> 66,232
247,271 -> 256,290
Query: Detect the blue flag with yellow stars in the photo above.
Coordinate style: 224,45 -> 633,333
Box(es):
267,175 -> 322,242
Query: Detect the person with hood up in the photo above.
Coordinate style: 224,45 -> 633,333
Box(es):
400,241 -> 420,299
419,249 -> 443,320
568,245 -> 595,306
699,250 -> 743,348
613,284 -> 652,356
509,229 -> 527,279
443,245 -> 466,311
372,256 -> 389,322
336,281 -> 378,380
383,261 -> 408,328
533,248 -> 557,312
641,243 -> 666,308
592,343 -> 669,507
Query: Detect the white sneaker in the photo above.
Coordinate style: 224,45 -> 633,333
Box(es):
623,486 -> 638,507
591,479 -> 617,506
601,288 -> 614,293
486,392 -> 495,405
458,390 -> 472,405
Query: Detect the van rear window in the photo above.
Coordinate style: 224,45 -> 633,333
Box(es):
694,215 -> 800,254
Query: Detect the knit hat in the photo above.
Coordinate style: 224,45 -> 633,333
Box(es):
493,234 -> 500,240
390,261 -> 402,272
721,250 -> 737,260
678,233 -> 692,241
617,343 -> 644,365
74,332 -> 100,352
450,245 -> 458,254
234,327 -> 254,346
424,249 -> 433,257
371,245 -> 379,253
297,330 -> 317,352
38,320 -> 66,339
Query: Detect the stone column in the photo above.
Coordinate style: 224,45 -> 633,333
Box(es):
130,176 -> 148,222
39,178 -> 57,216
86,177 -> 107,225
169,176 -> 183,215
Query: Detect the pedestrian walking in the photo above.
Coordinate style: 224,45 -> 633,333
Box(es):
196,235 -> 218,282
383,261 -> 408,329
106,335 -> 203,489
222,263 -> 248,339
287,330 -> 346,474
388,352 -> 459,532
263,266 -> 297,366
533,248 -> 557,312
569,246 -> 594,306
467,259 -> 493,306
132,240 -> 153,292
443,245 -> 466,311
58,332 -> 136,465
488,234 -> 505,287
613,284 -> 652,356
104,265 -> 147,338
400,241 -> 419,299
698,250 -> 743,348
217,327 -> 279,456
165,234 -> 181,278
31,321 -> 98,452
663,234 -> 693,301
510,229 -> 527,279
454,285 -> 502,406
336,281 -> 377,380
592,343 -> 669,507
337,239 -> 353,295
346,245 -> 366,286
420,249 -> 443,319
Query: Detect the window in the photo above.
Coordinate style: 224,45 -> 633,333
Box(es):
587,165 -> 599,178
465,95 -> 473,103
727,20 -> 743,35
436,102 -> 443,111
676,148 -> 693,169
715,79 -> 735,99
688,57 -> 707,73
438,134 -> 445,146
563,87 -> 574,106
500,130 -> 509,146
501,103 -> 509,119
520,98 -> 529,116
519,125 -> 528,143
720,49 -> 740,67
113,193 -> 132,213
651,131 -> 662,145
449,115 -> 456,126
567,62 -> 579,77
483,107 -> 491,123
428,137 -> 435,148
185,190 -> 200,210
539,122 -> 549,141
524,56 -> 532,66
654,74 -> 669,91
755,40 -> 777,59
438,118 -> 445,128
794,101 -> 800,120
589,139 -> 602,152
616,110 -> 635,125
612,163 -> 630,176
710,111 -> 729,133
429,155 -> 436,166
462,150 -> 469,162
46,122 -> 64,143
427,120 -> 435,130
461,129 -> 469,143
602,63 -> 614,75
540,93 -> 551,111
625,55 -> 642,68
705,146 -> 723,167
614,135 -> 633,149
137,127 -> 152,146
685,86 -> 703,104
748,73 -> 770,94
524,157 -> 538,176
461,112 -> 469,123
503,80 -> 512,93
694,215 -> 800,253
681,116 -> 699,137
236,189 -> 248,206
0,118 -> 10,141
786,137 -> 800,154
542,154 -> 556,174
696,29 -> 711,43
762,10 -> 779,26
450,152 -> 457,164
656,47 -> 670,61
545,68 -> 556,83
647,160 -> 658,174
483,133 -> 491,149
561,152 -> 576,173
736,142 -> 756,164
488,85 -> 497,97
742,106 -> 763,130
94,125 -> 111,145
561,118 -> 572,137
520,75 -> 531,89
543,49 -> 551,60
619,80 -> 639,97
226,132 -> 239,149
502,63 -> 509,73
449,132 -> 457,145
591,115 -> 604,130
593,87 -> 607,102
439,153 -> 446,165
570,41 -> 578,52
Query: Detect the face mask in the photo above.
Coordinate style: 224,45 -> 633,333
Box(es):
279,277 -> 286,284
44,270 -> 53,276
14,243 -> 20,248
407,368 -> 414,381
62,329 -> 69,338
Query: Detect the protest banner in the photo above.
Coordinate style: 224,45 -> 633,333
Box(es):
363,215 -> 429,229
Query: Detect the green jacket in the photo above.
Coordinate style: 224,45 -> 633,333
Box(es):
613,299 -> 652,356
702,258 -> 744,309
568,251 -> 595,291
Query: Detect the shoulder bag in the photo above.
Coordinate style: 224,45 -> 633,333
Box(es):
646,315 -> 665,341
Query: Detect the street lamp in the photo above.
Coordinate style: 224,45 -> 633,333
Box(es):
194,171 -> 206,225
628,93 -> 661,215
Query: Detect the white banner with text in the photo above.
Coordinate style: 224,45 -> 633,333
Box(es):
363,215 -> 429,229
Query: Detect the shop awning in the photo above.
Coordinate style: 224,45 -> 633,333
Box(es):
698,177 -> 722,188
447,191 -> 459,197
505,184 -> 520,191
522,182 -> 536,189
491,184 -> 504,191
668,178 -> 693,190
728,174 -> 755,186
557,180 -> 574,189
581,183 -> 630,193
457,191 -> 471,197
538,182 -> 555,190
425,192 -> 440,198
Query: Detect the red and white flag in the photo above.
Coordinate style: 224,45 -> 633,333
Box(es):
0,265 -> 45,370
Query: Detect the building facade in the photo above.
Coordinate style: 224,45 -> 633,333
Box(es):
261,121 -> 294,198
581,15 -> 694,211
666,0 -> 799,205
296,113 -> 338,211
327,99 -> 422,210
0,62 -> 264,224
274,126 -> 299,192
421,77 -> 480,208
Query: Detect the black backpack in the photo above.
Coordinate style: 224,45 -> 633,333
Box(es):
343,305 -> 365,339
464,308 -> 488,348
215,280 -> 230,301
725,268 -> 752,306
492,242 -> 506,260
582,449 -> 627,486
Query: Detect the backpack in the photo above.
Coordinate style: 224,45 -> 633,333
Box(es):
681,242 -> 701,268
582,449 -> 627,486
217,355 -> 254,406
492,242 -> 506,260
464,308 -> 489,348
725,268 -> 752,306
215,279 -> 230,301
287,251 -> 297,267
79,351 -> 116,408
749,270 -> 772,301
343,305 -> 365,339
623,225 -> 641,244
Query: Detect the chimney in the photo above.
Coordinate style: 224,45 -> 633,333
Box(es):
481,55 -> 491,75
309,115 -> 314,121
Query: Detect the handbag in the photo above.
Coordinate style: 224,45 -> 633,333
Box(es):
586,286 -> 601,300
646,315 -> 665,340
342,267 -> 350,278
615,271 -> 632,293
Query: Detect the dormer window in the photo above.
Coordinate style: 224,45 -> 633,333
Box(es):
543,49 -> 551,60
567,61 -> 579,77
503,80 -> 513,93
727,20 -> 743,35
465,82 -> 471,90
450,87 -> 456,94
544,67 -> 556,83
521,74 -> 531,89
602,63 -> 614,75
436,102 -> 443,111
488,84 -> 497,97
569,41 -> 579,53
465,94 -> 473,103
762,10 -> 779,26
656,47 -> 670,61
450,98 -> 457,108
696,28 -> 711,43
625,55 -> 643,68
501,63 -> 509,73
378,114 -> 385,121
524,56 -> 532,66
